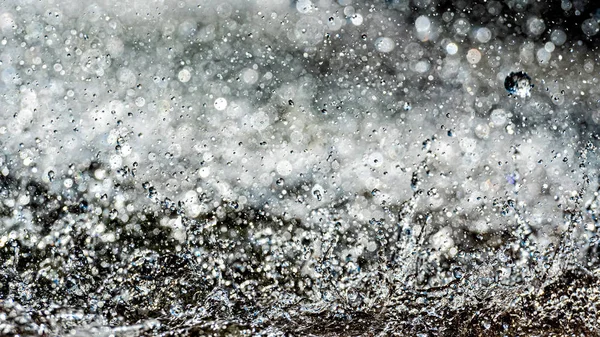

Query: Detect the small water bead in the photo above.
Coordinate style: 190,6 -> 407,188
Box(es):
312,184 -> 324,201
452,267 -> 464,279
445,42 -> 458,55
590,110 -> 600,124
118,68 -> 137,86
120,144 -> 132,157
215,3 -> 233,18
198,167 -> 210,178
242,68 -> 258,85
506,124 -> 515,135
135,97 -> 145,107
343,5 -> 355,16
414,60 -> 430,73
551,92 -> 564,106
350,13 -> 363,26
527,17 -> 546,36
474,124 -> 490,139
290,130 -> 303,144
466,49 -> 482,64
584,60 -> 594,73
327,15 -> 343,31
405,42 -> 425,60
63,178 -> 73,188
536,48 -> 551,64
367,152 -> 384,168
294,17 -> 323,45
105,36 -> 124,57
177,69 -> 191,83
582,18 -> 600,36
550,29 -> 567,46
296,0 -> 314,14
169,304 -> 183,317
487,1 -> 502,15
490,109 -> 507,126
374,37 -> 395,53
475,27 -> 492,43
453,18 -> 470,36
214,97 -> 227,111
276,160 -> 293,176
459,137 -> 477,153
415,15 -> 431,33
442,11 -> 454,22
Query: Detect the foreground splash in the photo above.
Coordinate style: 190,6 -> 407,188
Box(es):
1,0 -> 600,336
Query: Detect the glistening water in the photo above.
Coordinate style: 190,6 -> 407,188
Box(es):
1,0 -> 600,336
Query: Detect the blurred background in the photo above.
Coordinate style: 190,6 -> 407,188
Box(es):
1,0 -> 600,335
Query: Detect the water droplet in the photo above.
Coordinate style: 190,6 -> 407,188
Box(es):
214,97 -> 228,111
